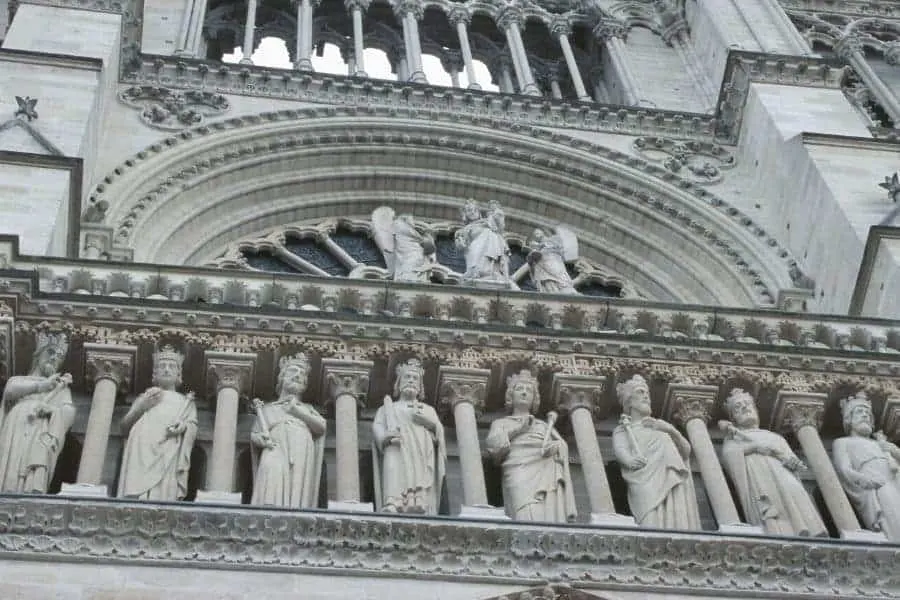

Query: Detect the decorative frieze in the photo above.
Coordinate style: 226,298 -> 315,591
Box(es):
118,86 -> 230,130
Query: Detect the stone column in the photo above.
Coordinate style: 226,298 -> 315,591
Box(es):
449,8 -> 480,90
438,366 -> 496,517
498,8 -> 539,95
345,0 -> 369,77
593,19 -> 642,107
64,344 -> 137,497
322,358 -> 374,512
198,352 -> 255,503
396,0 -> 426,83
442,51 -> 463,88
551,19 -> 590,101
836,36 -> 900,125
552,373 -> 633,525
664,383 -> 750,532
294,0 -> 317,70
492,55 -> 515,93
773,390 -> 884,541
240,0 -> 259,64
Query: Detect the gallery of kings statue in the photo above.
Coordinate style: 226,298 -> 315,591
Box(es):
4,0 -> 900,597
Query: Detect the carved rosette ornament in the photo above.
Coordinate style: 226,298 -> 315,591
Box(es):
632,137 -> 736,184
118,86 -> 229,131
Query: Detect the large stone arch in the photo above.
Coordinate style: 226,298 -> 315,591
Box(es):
85,106 -> 798,307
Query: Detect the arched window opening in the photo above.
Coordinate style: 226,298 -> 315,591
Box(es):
223,36 -> 293,68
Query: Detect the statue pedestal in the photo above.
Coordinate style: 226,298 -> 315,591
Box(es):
328,500 -> 374,513
840,528 -> 888,542
590,513 -> 637,527
464,279 -> 512,291
458,505 -> 509,520
195,490 -> 243,505
718,523 -> 765,535
58,483 -> 109,498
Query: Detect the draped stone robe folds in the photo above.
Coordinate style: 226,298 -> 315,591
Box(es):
612,418 -> 701,529
0,376 -> 75,493
721,428 -> 827,536
833,435 -> 900,541
118,390 -> 198,501
250,400 -> 325,508
484,415 -> 577,522
372,399 -> 446,514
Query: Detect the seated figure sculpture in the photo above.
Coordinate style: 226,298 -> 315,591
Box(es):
117,345 -> 197,501
0,332 -> 74,493
250,353 -> 326,508
484,369 -> 576,522
719,388 -> 826,536
833,392 -> 900,541
612,374 -> 701,529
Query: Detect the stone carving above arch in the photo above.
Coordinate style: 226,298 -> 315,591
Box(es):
118,86 -> 230,131
480,585 -> 617,600
82,107 -> 803,308
632,136 -> 736,185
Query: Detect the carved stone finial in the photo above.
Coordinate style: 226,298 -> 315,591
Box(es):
14,96 -> 38,121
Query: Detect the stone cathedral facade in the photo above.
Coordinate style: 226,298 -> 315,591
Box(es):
2,0 -> 900,598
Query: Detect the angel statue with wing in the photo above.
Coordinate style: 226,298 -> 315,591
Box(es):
526,227 -> 579,294
371,207 -> 436,283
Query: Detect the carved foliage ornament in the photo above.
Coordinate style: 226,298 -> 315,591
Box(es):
118,86 -> 229,131
632,136 -> 736,184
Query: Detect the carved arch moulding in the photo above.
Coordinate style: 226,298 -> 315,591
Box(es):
82,108 -> 803,308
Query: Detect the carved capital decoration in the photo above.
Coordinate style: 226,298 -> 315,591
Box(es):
551,373 -> 605,416
343,0 -> 370,11
884,41 -> 900,66
392,0 -> 421,19
771,390 -> 826,433
118,86 -> 229,131
437,366 -> 490,414
880,391 -> 900,440
592,18 -> 628,41
321,358 -> 372,406
83,343 -> 137,391
834,35 -> 864,62
663,383 -> 717,426
447,6 -> 470,25
550,17 -> 572,38
496,7 -> 524,31
206,351 -> 255,396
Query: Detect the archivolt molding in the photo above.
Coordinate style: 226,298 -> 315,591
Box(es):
83,108 -> 801,307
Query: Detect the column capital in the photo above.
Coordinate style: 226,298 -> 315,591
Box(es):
771,390 -> 826,433
550,17 -> 572,38
496,7 -> 524,31
884,41 -> 900,66
441,49 -> 464,74
834,34 -> 863,61
344,0 -> 370,11
438,366 -> 490,413
551,373 -> 605,415
663,383 -> 717,426
880,390 -> 900,440
84,343 -> 138,391
393,0 -> 423,20
206,351 -> 255,396
592,18 -> 627,41
448,6 -> 470,25
321,358 -> 373,406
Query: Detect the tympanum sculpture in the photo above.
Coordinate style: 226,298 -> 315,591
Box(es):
371,207 -> 436,282
612,374 -> 701,529
117,345 -> 198,501
833,392 -> 900,541
484,369 -> 577,522
0,332 -> 74,493
719,388 -> 826,536
526,227 -> 579,294
372,358 -> 446,514
250,353 -> 326,508
454,199 -> 511,286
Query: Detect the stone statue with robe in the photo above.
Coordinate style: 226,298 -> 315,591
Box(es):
371,207 -> 436,282
372,358 -> 446,514
454,199 -> 510,285
833,392 -> 900,541
527,227 -> 579,294
484,369 -> 577,522
719,388 -> 827,537
117,345 -> 198,501
0,332 -> 74,493
250,353 -> 326,508
612,374 -> 701,530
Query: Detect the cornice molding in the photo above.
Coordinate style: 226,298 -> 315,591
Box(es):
2,495 -> 900,599
779,0 -> 900,18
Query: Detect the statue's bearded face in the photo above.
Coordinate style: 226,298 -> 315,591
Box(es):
626,383 -> 651,416
850,405 -> 873,436
397,370 -> 421,398
280,365 -> 307,396
36,347 -> 63,377
154,359 -> 180,389
729,393 -> 759,428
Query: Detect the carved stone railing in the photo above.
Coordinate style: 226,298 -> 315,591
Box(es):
1,495 -> 899,599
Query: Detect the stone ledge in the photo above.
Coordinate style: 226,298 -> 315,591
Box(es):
0,495 -> 898,598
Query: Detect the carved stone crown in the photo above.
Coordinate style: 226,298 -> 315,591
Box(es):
395,357 -> 424,380
506,369 -> 537,390
616,374 -> 649,406
34,331 -> 68,360
840,391 -> 871,423
279,352 -> 311,376
153,344 -> 184,368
